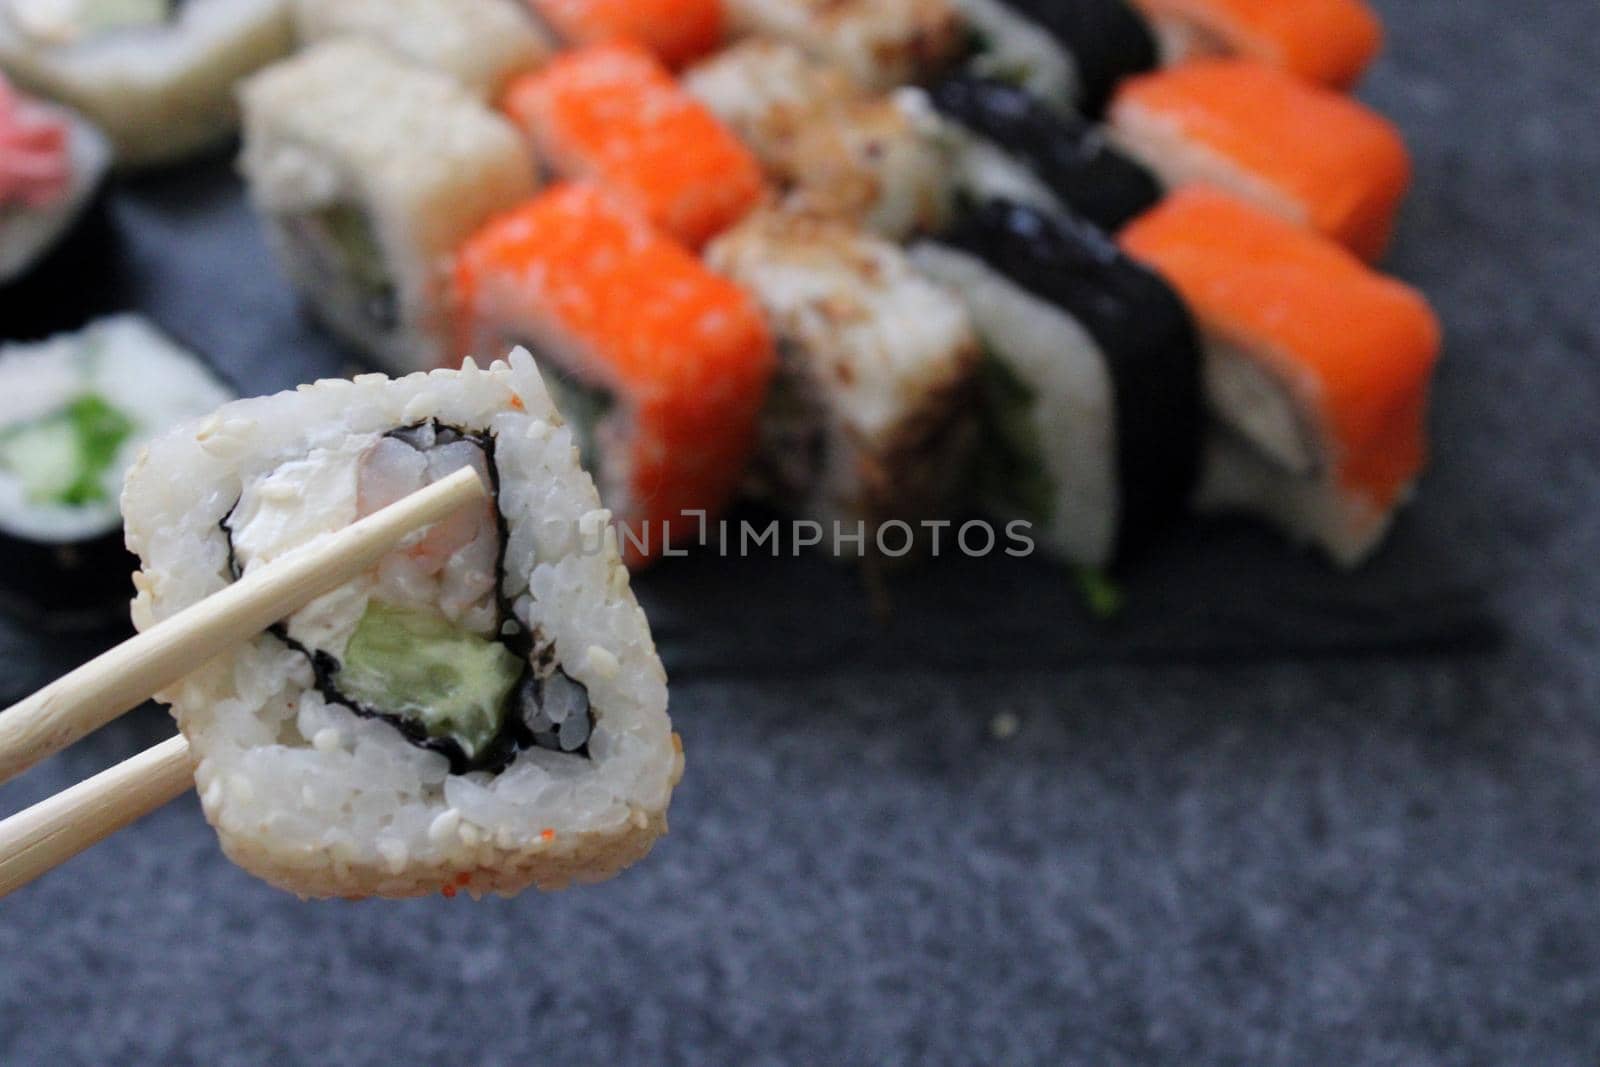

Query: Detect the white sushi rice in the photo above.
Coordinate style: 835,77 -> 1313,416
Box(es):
122,352 -> 681,898
0,0 -> 293,167
0,95 -> 108,283
238,39 -> 536,376
722,0 -> 965,91
708,209 -> 979,546
290,0 -> 552,101
950,0 -> 1080,109
912,243 -> 1121,566
0,315 -> 233,543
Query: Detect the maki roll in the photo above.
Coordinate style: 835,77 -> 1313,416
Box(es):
1,74 -> 113,338
0,316 -> 233,629
523,0 -> 724,69
1132,0 -> 1382,91
1121,188 -> 1441,565
122,353 -> 683,899
929,73 -> 1161,234
706,208 -> 981,556
239,40 -> 535,375
501,41 -> 765,249
290,0 -> 554,101
912,200 -> 1202,566
1108,60 -> 1411,262
453,184 -> 776,566
971,0 -> 1159,118
0,0 -> 293,168
721,0 -> 966,92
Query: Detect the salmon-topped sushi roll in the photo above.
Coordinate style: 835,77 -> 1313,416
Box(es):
454,184 -> 776,566
502,41 -> 766,248
1108,60 -> 1411,262
1120,188 -> 1441,566
1133,0 -> 1382,91
722,0 -> 967,91
524,0 -> 724,67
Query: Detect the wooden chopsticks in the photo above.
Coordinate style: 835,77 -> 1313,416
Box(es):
0,465 -> 488,898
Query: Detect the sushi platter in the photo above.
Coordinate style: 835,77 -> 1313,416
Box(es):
0,0 -> 1499,901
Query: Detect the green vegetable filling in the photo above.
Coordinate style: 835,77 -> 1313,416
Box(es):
0,393 -> 135,507
336,602 -> 524,760
539,363 -> 615,474
302,203 -> 397,331
975,350 -> 1056,528
1075,568 -> 1125,621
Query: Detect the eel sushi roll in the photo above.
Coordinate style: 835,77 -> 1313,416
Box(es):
239,40 -> 535,375
912,200 -> 1202,566
523,0 -> 724,69
928,73 -> 1161,234
0,0 -> 293,168
1120,188 -> 1441,565
290,0 -> 553,101
1,74 -> 114,338
1108,60 -> 1411,262
957,0 -> 1159,118
122,353 -> 683,899
1132,0 -> 1382,91
0,316 -> 233,628
706,208 -> 981,555
721,0 -> 967,92
454,184 -> 776,566
501,41 -> 765,250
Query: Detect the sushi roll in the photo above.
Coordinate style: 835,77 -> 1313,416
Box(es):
706,208 -> 981,555
1132,0 -> 1382,91
721,0 -> 966,92
239,40 -> 536,375
1,74 -> 114,338
290,0 -> 553,101
929,73 -> 1161,234
949,0 -> 1080,110
453,184 -> 776,566
1108,60 -> 1411,262
1120,188 -> 1441,565
122,352 -> 684,899
970,0 -> 1160,118
0,316 -> 233,629
523,0 -> 724,69
0,0 -> 293,168
501,41 -> 765,249
912,200 -> 1203,566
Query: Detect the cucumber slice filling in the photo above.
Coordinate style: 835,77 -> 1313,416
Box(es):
0,392 -> 135,507
975,350 -> 1056,528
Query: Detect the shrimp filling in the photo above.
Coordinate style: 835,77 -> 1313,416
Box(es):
223,420 -> 596,774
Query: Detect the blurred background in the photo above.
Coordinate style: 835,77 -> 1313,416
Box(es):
1,0 -> 1598,1063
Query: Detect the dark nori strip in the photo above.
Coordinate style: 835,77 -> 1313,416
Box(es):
222,420 -> 595,775
998,0 -> 1158,117
940,199 -> 1203,561
930,74 -> 1161,233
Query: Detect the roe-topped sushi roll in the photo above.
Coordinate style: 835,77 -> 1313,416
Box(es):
123,353 -> 684,899
524,0 -> 724,68
239,40 -> 535,375
1121,188 -> 1441,565
1109,60 -> 1411,262
722,0 -> 966,91
290,0 -> 553,101
0,0 -> 293,167
1132,0 -> 1382,91
0,316 -> 234,628
454,184 -> 776,566
913,200 -> 1202,566
707,208 -> 981,555
502,41 -> 765,249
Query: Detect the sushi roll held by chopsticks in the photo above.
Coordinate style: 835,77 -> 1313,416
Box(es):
1121,188 -> 1442,566
0,0 -> 293,168
119,354 -> 683,899
290,0 -> 554,101
238,40 -> 536,375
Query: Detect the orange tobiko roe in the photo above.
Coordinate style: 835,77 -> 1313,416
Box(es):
1111,60 -> 1411,262
453,183 -> 776,566
1120,188 -> 1441,509
525,0 -> 724,68
501,41 -> 765,249
1134,0 -> 1382,90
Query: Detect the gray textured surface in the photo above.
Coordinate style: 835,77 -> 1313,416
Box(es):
3,0 -> 1599,1062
